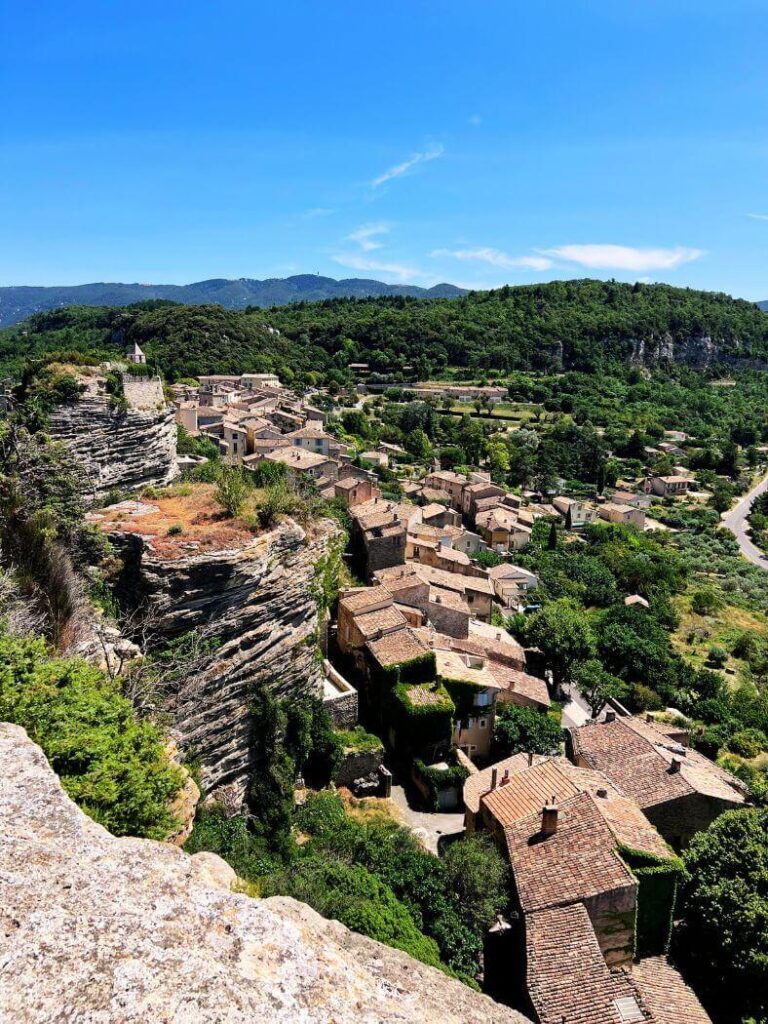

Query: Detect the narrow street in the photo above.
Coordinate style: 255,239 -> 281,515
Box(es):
721,473 -> 768,569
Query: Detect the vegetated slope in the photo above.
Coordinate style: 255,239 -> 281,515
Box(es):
0,275 -> 466,328
265,279 -> 768,375
2,279 -> 768,383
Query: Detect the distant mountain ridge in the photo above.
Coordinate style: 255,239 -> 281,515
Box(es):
0,275 -> 466,327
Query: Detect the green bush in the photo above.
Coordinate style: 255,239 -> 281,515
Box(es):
727,728 -> 768,759
0,628 -> 182,838
214,465 -> 251,518
260,857 -> 447,972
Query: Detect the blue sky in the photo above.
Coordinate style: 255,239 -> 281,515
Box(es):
2,1 -> 767,298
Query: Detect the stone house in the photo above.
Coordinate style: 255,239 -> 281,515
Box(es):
287,424 -> 337,457
174,401 -> 198,433
552,496 -> 597,528
435,648 -> 500,760
597,502 -> 646,529
349,500 -> 408,579
462,482 -> 506,521
420,502 -> 462,529
423,470 -> 468,510
470,754 -> 710,1023
488,563 -> 539,611
568,713 -> 745,849
644,475 -> 690,497
475,506 -> 532,552
264,447 -> 339,482
332,476 -> 380,508
409,563 -> 494,622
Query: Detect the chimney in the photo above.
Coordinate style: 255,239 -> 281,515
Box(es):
541,800 -> 558,836
669,757 -> 682,774
605,709 -> 616,724
528,752 -> 534,767
500,769 -> 511,787
646,712 -> 654,723
490,768 -> 498,791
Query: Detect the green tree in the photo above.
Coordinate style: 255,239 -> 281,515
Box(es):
442,834 -> 510,935
493,703 -> 563,757
525,598 -> 595,691
573,658 -> 629,718
677,808 -> 768,1023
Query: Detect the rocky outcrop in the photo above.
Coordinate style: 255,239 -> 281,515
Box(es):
49,372 -> 177,500
0,723 -> 529,1023
99,502 -> 336,799
629,331 -> 768,370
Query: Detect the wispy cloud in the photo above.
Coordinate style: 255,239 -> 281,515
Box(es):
332,252 -> 424,283
748,213 -> 768,221
541,244 -> 704,272
302,207 -> 335,219
372,144 -> 444,188
468,114 -> 482,126
345,223 -> 390,251
431,246 -> 553,271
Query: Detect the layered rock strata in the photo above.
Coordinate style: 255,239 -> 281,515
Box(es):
49,372 -> 177,500
98,499 -> 335,798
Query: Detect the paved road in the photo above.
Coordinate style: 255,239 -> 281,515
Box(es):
721,473 -> 768,569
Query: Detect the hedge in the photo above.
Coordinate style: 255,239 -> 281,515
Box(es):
388,682 -> 455,754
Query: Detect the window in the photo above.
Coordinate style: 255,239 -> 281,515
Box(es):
479,719 -> 487,729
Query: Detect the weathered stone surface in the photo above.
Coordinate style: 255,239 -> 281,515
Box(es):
0,723 -> 529,1024
49,373 -> 177,500
107,516 -> 337,800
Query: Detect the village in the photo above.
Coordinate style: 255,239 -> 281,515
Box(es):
161,360 -> 742,1024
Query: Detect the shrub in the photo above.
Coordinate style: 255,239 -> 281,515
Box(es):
167,523 -> 183,536
706,645 -> 728,668
0,628 -> 182,838
691,589 -> 724,616
727,728 -> 768,760
214,465 -> 250,518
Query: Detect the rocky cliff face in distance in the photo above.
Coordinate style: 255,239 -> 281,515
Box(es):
49,371 -> 177,500
0,723 -> 530,1024
89,488 -> 337,800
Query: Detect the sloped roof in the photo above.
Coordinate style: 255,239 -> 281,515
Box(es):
570,716 -> 744,808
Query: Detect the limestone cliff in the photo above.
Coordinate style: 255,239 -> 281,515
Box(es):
0,723 -> 529,1024
49,371 -> 177,500
90,491 -> 336,799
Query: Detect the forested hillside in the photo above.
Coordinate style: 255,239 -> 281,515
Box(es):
2,279 -> 768,383
0,275 -> 465,328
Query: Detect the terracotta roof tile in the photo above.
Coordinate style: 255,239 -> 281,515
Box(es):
625,957 -> 711,1024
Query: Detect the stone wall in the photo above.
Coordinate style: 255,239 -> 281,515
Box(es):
108,519 -> 337,800
49,373 -> 177,500
0,723 -> 531,1024
335,748 -> 385,788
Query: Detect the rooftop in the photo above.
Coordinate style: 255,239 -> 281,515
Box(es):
570,716 -> 745,809
366,627 -> 429,668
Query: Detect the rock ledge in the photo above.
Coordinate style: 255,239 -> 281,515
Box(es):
0,724 -> 528,1023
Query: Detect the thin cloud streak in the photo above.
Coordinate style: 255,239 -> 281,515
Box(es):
345,223 -> 389,251
747,213 -> 768,221
372,144 -> 444,187
332,252 -> 426,283
431,246 -> 552,271
541,244 -> 704,272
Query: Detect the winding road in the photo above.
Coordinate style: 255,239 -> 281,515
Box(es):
721,473 -> 768,568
